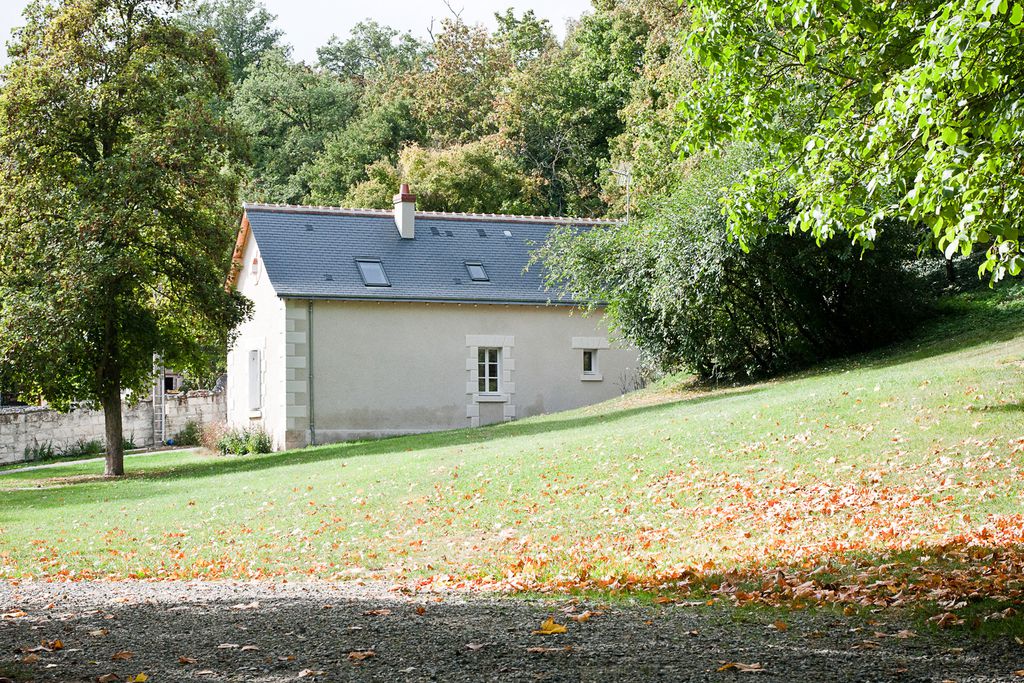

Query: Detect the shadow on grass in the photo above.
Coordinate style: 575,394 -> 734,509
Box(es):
979,402 -> 1024,413
0,385 -> 766,509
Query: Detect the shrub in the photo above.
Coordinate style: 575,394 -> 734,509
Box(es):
122,434 -> 136,451
244,428 -> 273,454
62,439 -> 104,459
173,421 -> 202,447
215,427 -> 272,455
24,441 -> 55,462
536,146 -> 932,382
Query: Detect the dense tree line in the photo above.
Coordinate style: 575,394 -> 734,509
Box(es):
184,0 -> 661,218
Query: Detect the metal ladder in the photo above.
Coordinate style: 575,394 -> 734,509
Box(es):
152,364 -> 166,447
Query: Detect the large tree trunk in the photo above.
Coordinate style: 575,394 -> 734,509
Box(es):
102,381 -> 125,477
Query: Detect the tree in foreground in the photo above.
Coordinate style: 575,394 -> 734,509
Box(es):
0,0 -> 250,476
678,0 -> 1024,281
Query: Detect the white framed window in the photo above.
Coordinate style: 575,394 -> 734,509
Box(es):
582,349 -> 598,375
248,349 -> 262,411
477,347 -> 501,394
580,348 -> 603,381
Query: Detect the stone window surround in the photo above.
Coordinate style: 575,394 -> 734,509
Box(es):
572,336 -> 610,382
465,334 -> 516,427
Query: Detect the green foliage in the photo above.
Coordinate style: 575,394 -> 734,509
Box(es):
62,439 -> 105,460
303,98 -> 424,205
678,0 -> 1024,282
606,1 -> 695,209
173,421 -> 203,447
317,20 -> 425,81
343,140 -> 541,214
416,19 -> 508,145
493,5 -> 652,217
181,2 -> 673,218
122,435 -> 137,451
231,50 -> 360,203
216,426 -> 271,454
23,441 -> 55,462
493,9 -> 557,69
0,0 -> 251,475
537,147 -> 930,380
181,0 -> 283,82
244,428 -> 273,454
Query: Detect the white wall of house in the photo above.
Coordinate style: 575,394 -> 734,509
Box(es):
226,231 -> 289,449
279,299 -> 640,447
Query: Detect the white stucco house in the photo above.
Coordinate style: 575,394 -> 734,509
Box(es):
226,185 -> 640,450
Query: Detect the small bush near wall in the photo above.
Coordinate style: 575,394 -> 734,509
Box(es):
216,427 -> 273,455
245,429 -> 272,454
172,421 -> 202,447
23,441 -> 56,462
62,440 -> 104,459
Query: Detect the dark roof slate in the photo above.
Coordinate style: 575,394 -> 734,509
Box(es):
243,204 -> 611,305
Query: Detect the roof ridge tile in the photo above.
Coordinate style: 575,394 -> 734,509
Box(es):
242,202 -> 619,226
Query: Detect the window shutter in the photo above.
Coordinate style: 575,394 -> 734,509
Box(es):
248,349 -> 261,411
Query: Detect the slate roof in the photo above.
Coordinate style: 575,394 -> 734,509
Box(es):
242,203 -> 615,305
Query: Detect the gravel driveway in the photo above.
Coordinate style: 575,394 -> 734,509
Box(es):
2,581 -> 1022,682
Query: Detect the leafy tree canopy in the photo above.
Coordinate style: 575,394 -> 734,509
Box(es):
317,20 -> 426,82
231,49 -> 359,203
343,139 -> 541,215
535,146 -> 928,380
181,0 -> 283,82
0,0 -> 250,475
678,0 -> 1024,281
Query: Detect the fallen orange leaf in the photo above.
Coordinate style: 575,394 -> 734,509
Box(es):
718,662 -> 765,673
532,617 -> 568,635
348,650 -> 375,662
111,651 -> 134,661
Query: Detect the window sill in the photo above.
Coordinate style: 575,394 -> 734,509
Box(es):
580,374 -> 604,382
248,409 -> 263,419
475,393 -> 508,403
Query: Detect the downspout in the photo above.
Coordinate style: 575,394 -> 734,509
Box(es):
307,300 -> 316,446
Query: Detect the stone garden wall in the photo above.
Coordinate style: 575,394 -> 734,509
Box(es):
0,392 -> 226,464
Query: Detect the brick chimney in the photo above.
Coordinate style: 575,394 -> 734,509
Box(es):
393,183 -> 416,239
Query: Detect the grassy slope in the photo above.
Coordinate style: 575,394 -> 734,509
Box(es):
1,287 -> 1022,608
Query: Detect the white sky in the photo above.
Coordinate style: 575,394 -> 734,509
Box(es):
0,0 -> 594,65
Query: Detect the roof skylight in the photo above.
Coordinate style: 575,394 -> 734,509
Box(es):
465,261 -> 489,282
355,258 -> 390,287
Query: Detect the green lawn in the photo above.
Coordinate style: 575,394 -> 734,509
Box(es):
2,286 -> 1023,615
